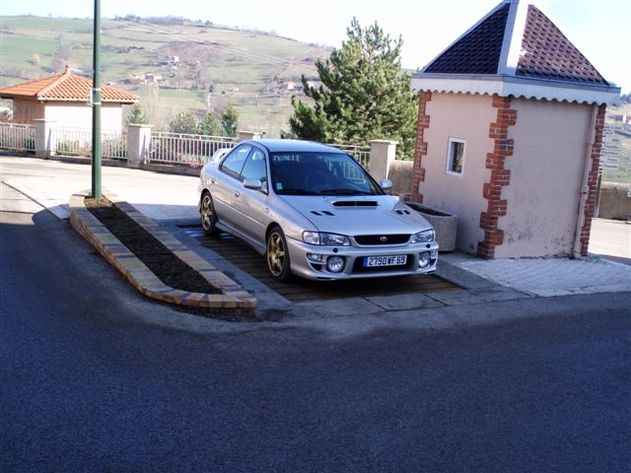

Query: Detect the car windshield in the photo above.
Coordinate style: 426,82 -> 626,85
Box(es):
269,152 -> 383,196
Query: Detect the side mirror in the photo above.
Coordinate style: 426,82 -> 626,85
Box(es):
243,178 -> 263,190
379,179 -> 393,191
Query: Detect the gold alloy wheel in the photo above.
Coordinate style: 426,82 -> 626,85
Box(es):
201,194 -> 213,231
267,232 -> 286,276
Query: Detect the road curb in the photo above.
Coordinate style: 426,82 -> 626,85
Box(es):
69,190 -> 258,312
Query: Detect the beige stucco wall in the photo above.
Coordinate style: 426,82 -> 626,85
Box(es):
496,99 -> 594,258
44,103 -> 124,133
12,98 -> 45,124
421,92 -> 496,253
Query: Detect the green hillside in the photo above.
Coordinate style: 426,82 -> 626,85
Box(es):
0,15 -> 330,136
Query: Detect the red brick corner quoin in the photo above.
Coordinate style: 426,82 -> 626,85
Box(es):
412,90 -> 432,203
69,191 -> 257,312
477,95 -> 517,259
578,104 -> 606,256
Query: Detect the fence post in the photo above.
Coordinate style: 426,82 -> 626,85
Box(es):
127,124 -> 153,168
369,139 -> 398,181
33,119 -> 56,158
237,130 -> 262,141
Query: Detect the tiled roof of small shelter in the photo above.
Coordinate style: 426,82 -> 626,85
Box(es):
517,5 -> 607,84
424,3 -> 510,75
421,0 -> 610,87
0,67 -> 138,103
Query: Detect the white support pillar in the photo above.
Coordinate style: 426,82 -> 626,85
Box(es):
127,124 -> 153,168
369,139 -> 398,182
237,130 -> 262,141
33,119 -> 56,158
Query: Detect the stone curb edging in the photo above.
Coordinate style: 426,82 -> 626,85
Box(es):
69,190 -> 257,311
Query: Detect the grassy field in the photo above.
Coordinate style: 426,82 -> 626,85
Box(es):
0,15 -> 329,135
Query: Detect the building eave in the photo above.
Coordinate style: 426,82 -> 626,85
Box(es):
411,74 -> 620,105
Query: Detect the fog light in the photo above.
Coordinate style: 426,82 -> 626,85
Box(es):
326,255 -> 345,273
307,253 -> 326,263
418,252 -> 431,268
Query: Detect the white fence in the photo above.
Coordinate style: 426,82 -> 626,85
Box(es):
330,143 -> 371,170
1,121 -> 394,179
0,123 -> 35,152
149,131 -> 238,166
52,127 -> 127,159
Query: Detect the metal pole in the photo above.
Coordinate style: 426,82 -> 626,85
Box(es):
91,0 -> 102,198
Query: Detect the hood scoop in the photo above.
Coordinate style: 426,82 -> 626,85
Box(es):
332,200 -> 378,207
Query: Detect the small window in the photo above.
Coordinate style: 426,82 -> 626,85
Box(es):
446,139 -> 466,176
240,148 -> 268,185
220,144 -> 251,178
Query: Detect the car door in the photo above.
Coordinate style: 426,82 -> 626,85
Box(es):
232,146 -> 270,245
212,144 -> 252,229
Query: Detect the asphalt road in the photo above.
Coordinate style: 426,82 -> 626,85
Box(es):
2,182 -> 631,472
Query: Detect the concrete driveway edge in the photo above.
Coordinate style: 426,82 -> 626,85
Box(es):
68,191 -> 258,313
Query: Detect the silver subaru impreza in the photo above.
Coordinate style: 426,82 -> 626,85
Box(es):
199,139 -> 438,282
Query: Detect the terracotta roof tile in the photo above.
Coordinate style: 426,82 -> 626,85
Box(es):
0,69 -> 138,103
516,5 -> 608,85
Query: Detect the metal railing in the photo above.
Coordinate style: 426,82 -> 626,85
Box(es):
149,131 -> 238,166
330,143 -> 371,170
52,127 -> 127,159
0,123 -> 36,153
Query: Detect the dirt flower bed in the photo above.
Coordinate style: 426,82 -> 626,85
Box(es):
84,197 -> 221,294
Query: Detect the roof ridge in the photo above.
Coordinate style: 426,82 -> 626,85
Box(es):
497,0 -> 529,76
37,70 -> 73,99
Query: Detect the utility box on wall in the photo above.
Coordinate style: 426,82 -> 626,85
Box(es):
410,0 -> 620,259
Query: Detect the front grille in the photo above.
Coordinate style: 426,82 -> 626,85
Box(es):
354,234 -> 410,245
352,255 -> 414,273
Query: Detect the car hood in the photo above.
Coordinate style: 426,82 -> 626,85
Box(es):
278,195 -> 433,236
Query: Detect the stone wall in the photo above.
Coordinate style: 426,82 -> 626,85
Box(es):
598,182 -> 631,220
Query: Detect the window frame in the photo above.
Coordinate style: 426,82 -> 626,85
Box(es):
219,144 -> 252,180
445,138 -> 466,177
239,147 -> 269,190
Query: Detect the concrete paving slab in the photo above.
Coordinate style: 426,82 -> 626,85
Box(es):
296,298 -> 384,317
456,257 -> 631,297
365,293 -> 444,311
589,218 -> 631,266
1,157 -> 199,221
425,286 -> 531,306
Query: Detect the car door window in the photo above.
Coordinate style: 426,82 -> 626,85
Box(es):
220,145 -> 252,179
240,148 -> 268,186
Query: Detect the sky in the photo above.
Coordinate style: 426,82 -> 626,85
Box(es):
2,0 -> 630,92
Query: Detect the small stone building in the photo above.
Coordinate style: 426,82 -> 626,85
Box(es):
0,66 -> 137,133
411,0 -> 620,258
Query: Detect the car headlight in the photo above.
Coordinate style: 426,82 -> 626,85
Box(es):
410,229 -> 435,244
303,231 -> 350,246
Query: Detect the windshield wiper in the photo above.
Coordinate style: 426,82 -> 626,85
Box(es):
319,188 -> 374,195
277,188 -> 320,195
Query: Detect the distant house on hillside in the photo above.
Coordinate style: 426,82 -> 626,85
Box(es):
0,66 -> 138,133
411,0 -> 620,259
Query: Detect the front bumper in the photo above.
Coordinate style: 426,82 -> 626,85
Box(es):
286,237 -> 439,280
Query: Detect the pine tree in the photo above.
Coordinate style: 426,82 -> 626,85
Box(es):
289,18 -> 418,159
126,103 -> 147,125
221,106 -> 239,137
198,112 -> 223,136
169,112 -> 198,134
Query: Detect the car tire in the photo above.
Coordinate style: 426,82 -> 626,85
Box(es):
200,192 -> 220,237
266,226 -> 293,282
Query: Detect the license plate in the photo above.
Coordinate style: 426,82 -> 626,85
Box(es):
364,255 -> 407,267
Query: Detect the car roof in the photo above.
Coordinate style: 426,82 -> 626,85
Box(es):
243,139 -> 345,154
